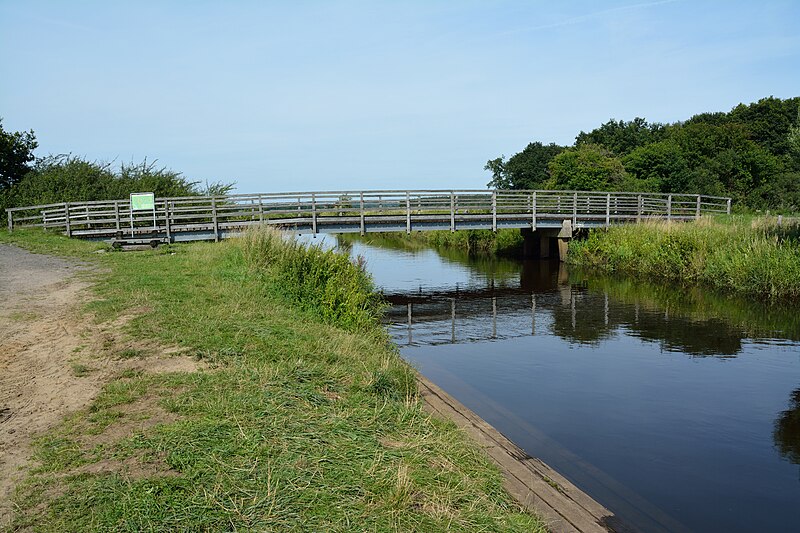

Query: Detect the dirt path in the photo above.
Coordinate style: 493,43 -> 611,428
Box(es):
0,244 -> 197,525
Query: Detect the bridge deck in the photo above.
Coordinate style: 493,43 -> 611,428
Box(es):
6,189 -> 731,241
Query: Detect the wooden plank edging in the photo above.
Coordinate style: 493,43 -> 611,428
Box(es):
417,374 -> 634,533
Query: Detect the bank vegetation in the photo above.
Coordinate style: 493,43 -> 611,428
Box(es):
569,216 -> 800,301
2,227 -> 543,531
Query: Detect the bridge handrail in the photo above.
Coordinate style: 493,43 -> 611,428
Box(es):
5,189 -> 733,236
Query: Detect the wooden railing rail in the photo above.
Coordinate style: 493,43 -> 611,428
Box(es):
6,189 -> 733,238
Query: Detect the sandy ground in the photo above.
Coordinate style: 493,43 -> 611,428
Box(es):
0,244 -> 199,525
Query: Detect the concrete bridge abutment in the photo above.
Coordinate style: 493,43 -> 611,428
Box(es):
521,220 -> 573,262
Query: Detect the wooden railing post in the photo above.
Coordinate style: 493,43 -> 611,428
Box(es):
637,194 -> 642,223
491,190 -> 497,232
667,195 -> 672,221
310,193 -> 318,234
258,195 -> 264,223
7,210 -> 12,233
605,193 -> 611,228
450,191 -> 455,233
64,203 -> 72,237
406,192 -> 411,234
211,197 -> 219,242
572,192 -> 578,227
726,198 -> 732,215
164,200 -> 171,242
359,192 -> 364,236
532,191 -> 537,229
114,201 -> 120,231
696,195 -> 701,219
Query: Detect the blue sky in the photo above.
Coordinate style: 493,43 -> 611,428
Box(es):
1,1 -> 798,193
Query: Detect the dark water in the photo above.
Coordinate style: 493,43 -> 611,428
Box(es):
326,234 -> 800,532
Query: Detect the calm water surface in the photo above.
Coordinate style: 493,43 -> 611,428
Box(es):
322,234 -> 800,532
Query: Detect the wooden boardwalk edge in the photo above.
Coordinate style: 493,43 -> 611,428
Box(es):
417,375 -> 634,533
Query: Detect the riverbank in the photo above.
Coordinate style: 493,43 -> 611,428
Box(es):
0,229 -> 544,531
341,229 -> 524,257
568,216 -> 800,301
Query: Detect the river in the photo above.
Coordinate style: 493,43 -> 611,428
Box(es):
314,233 -> 800,532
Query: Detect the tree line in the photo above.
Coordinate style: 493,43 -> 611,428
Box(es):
486,96 -> 800,211
0,118 -> 233,222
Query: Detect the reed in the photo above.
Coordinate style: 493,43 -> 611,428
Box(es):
569,216 -> 800,300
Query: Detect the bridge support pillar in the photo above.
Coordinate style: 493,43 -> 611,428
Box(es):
556,219 -> 573,263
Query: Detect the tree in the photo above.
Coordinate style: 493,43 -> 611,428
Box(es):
547,144 -> 627,191
728,96 -> 800,157
668,122 -> 782,203
485,142 -> 565,190
624,140 -> 692,193
0,119 -> 38,189
575,117 -> 666,156
788,109 -> 800,170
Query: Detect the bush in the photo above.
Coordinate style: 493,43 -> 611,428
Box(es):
2,155 -> 233,222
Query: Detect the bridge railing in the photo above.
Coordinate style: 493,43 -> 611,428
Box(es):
6,189 -> 732,238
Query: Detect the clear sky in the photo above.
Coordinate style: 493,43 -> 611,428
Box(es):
1,1 -> 798,193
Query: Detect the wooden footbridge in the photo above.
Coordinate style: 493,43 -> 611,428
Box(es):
6,190 -> 731,250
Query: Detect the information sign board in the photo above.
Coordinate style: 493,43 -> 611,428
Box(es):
130,192 -> 155,211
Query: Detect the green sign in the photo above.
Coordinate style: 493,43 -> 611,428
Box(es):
130,192 -> 155,211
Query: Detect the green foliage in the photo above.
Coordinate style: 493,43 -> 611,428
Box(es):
788,109 -> 800,170
570,217 -> 800,300
624,139 -> 692,193
727,96 -> 800,157
2,155 -> 234,222
488,96 -> 800,210
575,117 -> 666,156
548,144 -> 627,190
486,142 -> 565,190
7,156 -> 205,205
0,118 -> 38,190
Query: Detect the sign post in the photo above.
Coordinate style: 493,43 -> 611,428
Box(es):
129,192 -> 156,238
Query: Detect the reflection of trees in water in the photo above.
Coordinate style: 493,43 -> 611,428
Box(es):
575,273 -> 800,343
550,288 -> 744,356
774,389 -> 800,465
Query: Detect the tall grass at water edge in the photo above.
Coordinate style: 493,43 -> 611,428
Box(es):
240,227 -> 384,332
569,216 -> 800,300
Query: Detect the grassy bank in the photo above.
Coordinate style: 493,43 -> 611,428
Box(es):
341,229 -> 524,257
1,228 -> 543,531
569,216 -> 800,300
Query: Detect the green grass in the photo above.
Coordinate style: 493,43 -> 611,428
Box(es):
569,215 -> 800,300
1,228 -> 543,532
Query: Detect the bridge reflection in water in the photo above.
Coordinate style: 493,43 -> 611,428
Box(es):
382,260 -> 797,357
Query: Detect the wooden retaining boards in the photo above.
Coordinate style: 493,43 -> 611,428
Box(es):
418,375 -> 631,533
